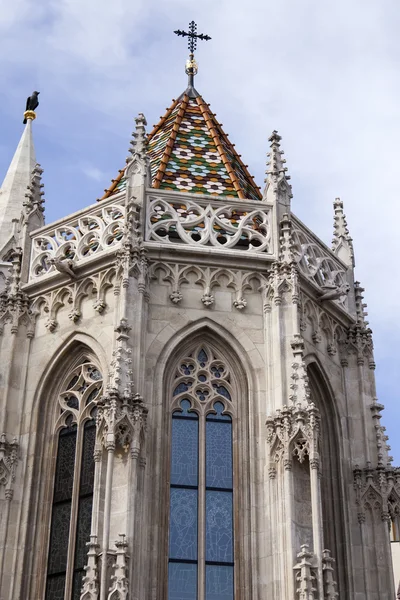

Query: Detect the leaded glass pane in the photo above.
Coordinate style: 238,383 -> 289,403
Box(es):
47,502 -> 72,575
196,388 -> 210,402
210,365 -> 224,379
66,375 -> 79,390
169,488 -> 198,560
87,365 -> 101,380
173,382 -> 192,396
180,362 -> 194,376
206,491 -> 233,563
171,418 -> 198,486
79,421 -> 95,496
173,399 -> 197,418
208,402 -> 231,421
86,387 -> 100,404
212,385 -> 231,400
53,426 -> 77,503
74,496 -> 93,569
168,563 -> 197,600
197,349 -> 208,366
66,395 -> 79,410
72,569 -> 85,600
45,574 -> 66,600
206,421 -> 232,490
206,565 -> 234,600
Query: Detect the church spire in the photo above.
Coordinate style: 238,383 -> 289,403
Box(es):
263,130 -> 292,207
331,197 -> 354,268
0,109 -> 37,254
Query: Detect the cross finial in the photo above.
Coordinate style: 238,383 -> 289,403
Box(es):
174,21 -> 211,86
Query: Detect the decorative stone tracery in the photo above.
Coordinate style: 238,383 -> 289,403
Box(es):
149,261 -> 265,309
0,249 -> 34,336
354,464 -> 400,523
30,202 -> 125,279
147,194 -> 272,252
30,267 -> 117,332
266,402 -> 320,477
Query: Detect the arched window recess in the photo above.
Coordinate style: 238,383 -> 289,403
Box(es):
168,343 -> 235,600
45,360 -> 103,600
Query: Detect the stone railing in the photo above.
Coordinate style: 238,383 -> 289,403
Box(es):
291,216 -> 348,307
146,193 -> 272,254
29,199 -> 125,280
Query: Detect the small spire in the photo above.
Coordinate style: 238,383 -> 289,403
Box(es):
263,130 -> 292,203
126,113 -> 148,163
354,281 -> 369,326
0,114 -> 37,254
331,198 -> 354,267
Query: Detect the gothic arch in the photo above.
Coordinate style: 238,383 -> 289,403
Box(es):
22,333 -> 106,600
148,319 -> 258,600
305,356 -> 350,598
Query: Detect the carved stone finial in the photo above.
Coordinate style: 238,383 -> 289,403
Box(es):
293,544 -> 317,600
332,197 -> 354,267
354,281 -> 369,326
107,534 -> 129,600
370,399 -> 391,467
23,163 -> 45,221
80,535 -> 100,600
322,549 -> 339,599
126,114 -> 148,164
263,130 -> 292,204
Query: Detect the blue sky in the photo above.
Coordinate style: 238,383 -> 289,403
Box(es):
1,0 -> 399,462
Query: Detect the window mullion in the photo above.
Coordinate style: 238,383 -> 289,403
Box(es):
198,411 -> 206,600
64,422 -> 84,599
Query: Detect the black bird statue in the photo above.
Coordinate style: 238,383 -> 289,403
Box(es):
23,91 -> 40,124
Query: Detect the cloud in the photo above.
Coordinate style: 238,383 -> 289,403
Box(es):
0,0 -> 399,458
80,164 -> 104,182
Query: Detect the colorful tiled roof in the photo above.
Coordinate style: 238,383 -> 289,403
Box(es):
101,90 -> 262,201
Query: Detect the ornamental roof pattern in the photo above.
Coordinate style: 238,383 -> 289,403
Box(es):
100,91 -> 262,201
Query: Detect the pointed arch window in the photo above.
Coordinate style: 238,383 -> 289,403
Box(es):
168,345 -> 234,600
45,361 -> 102,600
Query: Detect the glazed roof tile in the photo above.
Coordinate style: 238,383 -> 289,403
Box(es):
101,89 -> 261,201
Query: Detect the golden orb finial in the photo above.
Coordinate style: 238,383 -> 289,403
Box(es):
23,110 -> 36,122
185,53 -> 198,77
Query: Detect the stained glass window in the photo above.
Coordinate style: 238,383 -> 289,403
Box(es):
168,345 -> 234,600
46,362 -> 102,600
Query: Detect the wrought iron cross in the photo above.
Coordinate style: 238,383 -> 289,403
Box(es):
174,21 -> 211,54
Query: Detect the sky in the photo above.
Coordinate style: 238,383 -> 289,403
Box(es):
0,0 -> 399,462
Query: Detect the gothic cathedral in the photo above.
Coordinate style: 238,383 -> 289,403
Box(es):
0,32 -> 398,600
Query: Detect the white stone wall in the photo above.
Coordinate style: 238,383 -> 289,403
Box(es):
0,160 -> 397,600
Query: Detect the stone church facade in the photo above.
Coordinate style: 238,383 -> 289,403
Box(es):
0,64 -> 398,600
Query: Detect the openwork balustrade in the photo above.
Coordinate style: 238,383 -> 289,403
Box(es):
146,194 -> 272,253
29,200 -> 125,279
291,217 -> 348,306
